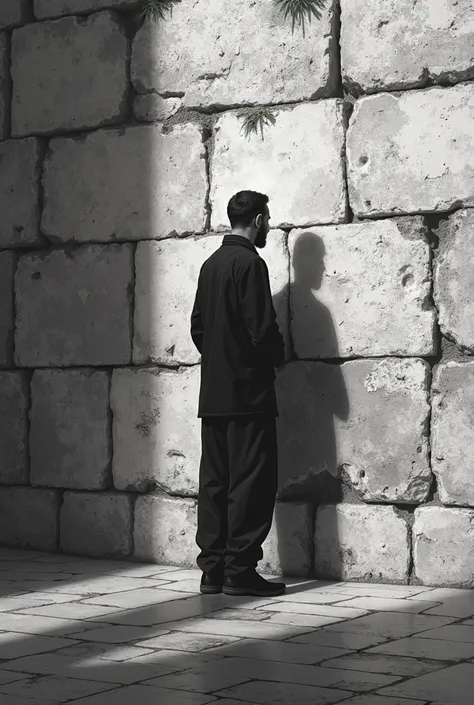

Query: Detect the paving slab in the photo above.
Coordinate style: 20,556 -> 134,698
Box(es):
0,549 -> 471,704
378,662 -> 474,704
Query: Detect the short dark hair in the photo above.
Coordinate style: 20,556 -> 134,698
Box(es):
227,190 -> 269,228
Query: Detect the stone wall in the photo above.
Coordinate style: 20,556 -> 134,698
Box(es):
0,0 -> 474,587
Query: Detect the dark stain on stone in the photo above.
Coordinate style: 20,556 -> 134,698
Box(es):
135,407 -> 160,437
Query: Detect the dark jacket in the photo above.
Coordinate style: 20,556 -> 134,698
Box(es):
190,234 -> 285,418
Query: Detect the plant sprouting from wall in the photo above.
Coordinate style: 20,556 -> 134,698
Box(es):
237,106 -> 278,141
273,0 -> 327,37
136,0 -> 182,25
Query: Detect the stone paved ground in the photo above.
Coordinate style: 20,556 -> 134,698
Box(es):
0,549 -> 473,704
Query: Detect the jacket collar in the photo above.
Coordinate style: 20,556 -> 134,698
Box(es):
221,234 -> 257,253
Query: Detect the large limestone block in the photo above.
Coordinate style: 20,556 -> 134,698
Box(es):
134,231 -> 289,365
289,218 -> 435,358
260,502 -> 314,577
42,124 -> 207,243
341,0 -> 474,94
0,372 -> 28,485
0,253 -> 14,366
15,245 -> 133,367
34,0 -> 138,20
0,139 -> 42,248
0,487 -> 59,550
211,102 -> 347,230
134,494 -> 197,566
431,362 -> 474,507
414,506 -> 474,587
276,359 -> 431,503
132,0 -> 337,111
0,1 -> 31,29
60,491 -> 133,558
347,84 -> 474,217
30,370 -> 111,490
314,504 -> 410,582
0,33 -> 8,140
11,12 -> 128,136
434,209 -> 474,351
111,366 -> 201,495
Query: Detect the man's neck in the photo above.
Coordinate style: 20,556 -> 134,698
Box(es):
231,229 -> 254,244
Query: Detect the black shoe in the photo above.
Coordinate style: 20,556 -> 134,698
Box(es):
200,572 -> 223,594
222,571 -> 286,597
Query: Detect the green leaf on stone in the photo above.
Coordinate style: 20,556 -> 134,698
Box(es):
237,106 -> 278,142
136,0 -> 182,25
273,0 -> 327,37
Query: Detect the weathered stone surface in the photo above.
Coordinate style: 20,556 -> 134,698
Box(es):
431,362 -> 474,507
34,0 -> 138,20
133,236 -> 218,365
210,102 -> 347,230
289,218 -> 435,358
0,138 -> 42,248
314,504 -> 410,582
42,124 -> 207,243
111,366 -> 201,495
347,83 -> 474,217
0,1 -> 31,29
134,231 -> 289,366
341,0 -> 474,95
134,94 -> 182,123
60,491 -> 132,558
11,12 -> 128,136
276,359 -> 431,504
434,209 -> 474,352
0,253 -> 14,367
134,494 -> 197,566
0,372 -> 28,485
15,245 -> 133,367
30,370 -> 111,490
414,506 -> 474,587
260,502 -> 314,577
132,0 -> 337,110
0,487 -> 59,550
0,33 -> 9,140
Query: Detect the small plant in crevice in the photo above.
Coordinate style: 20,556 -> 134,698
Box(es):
135,0 -> 182,26
237,106 -> 278,141
273,0 -> 328,37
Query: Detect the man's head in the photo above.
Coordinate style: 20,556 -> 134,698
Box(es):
227,190 -> 270,248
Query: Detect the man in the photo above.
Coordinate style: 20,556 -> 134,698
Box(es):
190,190 -> 286,597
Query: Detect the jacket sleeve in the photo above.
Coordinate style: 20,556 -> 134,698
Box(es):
238,257 -> 285,367
190,287 -> 203,354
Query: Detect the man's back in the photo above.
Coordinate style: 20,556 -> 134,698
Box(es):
191,234 -> 285,418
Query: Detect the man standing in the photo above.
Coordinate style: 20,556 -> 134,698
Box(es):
190,190 -> 286,597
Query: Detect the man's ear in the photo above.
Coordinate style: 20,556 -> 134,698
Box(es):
255,213 -> 263,228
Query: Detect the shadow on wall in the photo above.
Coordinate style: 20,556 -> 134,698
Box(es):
271,231 -> 350,579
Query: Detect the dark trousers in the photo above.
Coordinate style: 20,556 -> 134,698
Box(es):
196,414 -> 278,577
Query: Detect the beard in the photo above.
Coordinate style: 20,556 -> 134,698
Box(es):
254,224 -> 268,249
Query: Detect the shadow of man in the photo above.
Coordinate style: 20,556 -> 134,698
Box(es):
270,231 -> 351,577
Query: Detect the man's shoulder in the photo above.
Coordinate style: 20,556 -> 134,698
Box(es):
202,243 -> 260,272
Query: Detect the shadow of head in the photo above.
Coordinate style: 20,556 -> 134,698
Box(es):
292,231 -> 326,291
